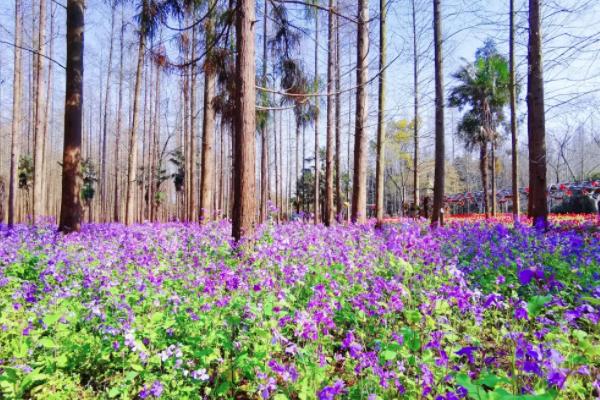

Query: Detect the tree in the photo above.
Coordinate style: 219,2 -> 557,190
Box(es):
113,2 -> 125,222
8,0 -> 23,228
448,41 -> 510,219
526,0 -> 548,227
374,0 -> 387,227
431,0 -> 444,227
59,0 -> 85,233
33,0 -> 47,221
410,0 -> 420,213
509,0 -> 519,219
101,1 -> 116,222
324,0 -> 335,226
232,0 -> 257,240
351,0 -> 369,224
200,0 -> 217,223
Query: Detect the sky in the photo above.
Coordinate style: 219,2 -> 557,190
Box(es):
0,0 -> 599,179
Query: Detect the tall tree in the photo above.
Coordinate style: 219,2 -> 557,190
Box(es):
200,0 -> 217,223
113,2 -> 125,222
8,0 -> 23,228
448,42 -> 510,219
334,10 -> 342,220
351,0 -> 369,223
374,0 -> 387,227
324,0 -> 335,226
125,2 -> 147,225
431,0 -> 444,227
509,0 -> 519,219
312,5 -> 320,224
59,0 -> 85,233
259,0 -> 269,223
526,0 -> 548,226
232,0 -> 257,240
101,2 -> 116,222
33,0 -> 47,220
411,0 -> 420,213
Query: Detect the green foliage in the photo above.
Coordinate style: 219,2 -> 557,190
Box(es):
80,158 -> 98,204
551,194 -> 597,214
18,155 -> 34,191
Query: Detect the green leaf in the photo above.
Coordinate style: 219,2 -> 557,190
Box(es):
108,386 -> 121,398
39,337 -> 56,348
380,350 -> 397,361
43,312 -> 63,327
527,295 -> 552,318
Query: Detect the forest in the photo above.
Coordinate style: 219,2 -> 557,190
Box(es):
0,0 -> 599,399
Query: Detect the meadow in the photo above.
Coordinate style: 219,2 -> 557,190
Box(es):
0,216 -> 598,399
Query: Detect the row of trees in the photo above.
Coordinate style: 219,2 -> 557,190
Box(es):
0,0 -> 572,239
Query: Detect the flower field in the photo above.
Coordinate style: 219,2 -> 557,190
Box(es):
0,218 -> 598,399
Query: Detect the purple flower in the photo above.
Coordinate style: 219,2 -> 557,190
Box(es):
455,346 -> 478,364
518,269 -> 535,285
317,380 -> 346,400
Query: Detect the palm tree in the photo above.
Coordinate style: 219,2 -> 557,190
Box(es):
448,40 -> 510,218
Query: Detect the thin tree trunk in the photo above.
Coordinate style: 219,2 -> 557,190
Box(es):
232,0 -> 257,240
59,0 -> 85,233
259,0 -> 269,223
527,0 -> 548,226
200,0 -> 216,223
313,9 -> 320,224
125,22 -> 145,226
431,0 -> 445,227
411,0 -> 420,214
101,4 -> 115,222
113,2 -> 124,222
375,0 -> 387,227
324,0 -> 335,226
491,140 -> 497,216
189,25 -> 198,222
351,0 -> 369,224
8,0 -> 23,228
295,121 -> 300,214
480,142 -> 489,218
33,0 -> 47,221
334,10 -> 342,221
509,0 -> 519,219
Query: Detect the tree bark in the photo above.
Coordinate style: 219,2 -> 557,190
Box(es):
259,0 -> 269,223
334,10 -> 342,222
480,141 -> 489,218
313,9 -> 320,224
509,0 -> 519,220
101,4 -> 115,222
200,7 -> 216,223
324,0 -> 335,226
431,0 -> 445,227
125,18 -> 145,225
411,0 -> 420,214
33,0 -> 47,221
351,0 -> 369,224
113,2 -> 125,222
375,0 -> 387,227
8,0 -> 23,228
59,0 -> 85,233
527,0 -> 548,227
232,0 -> 257,240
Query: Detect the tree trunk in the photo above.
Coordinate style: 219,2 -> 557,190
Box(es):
313,9 -> 320,224
113,2 -> 124,222
375,0 -> 387,227
491,140 -> 497,216
324,0 -> 335,226
101,4 -> 115,222
334,10 -> 342,222
33,0 -> 47,221
200,4 -> 216,223
295,121 -> 300,214
8,0 -> 23,228
125,22 -> 145,226
527,0 -> 548,227
411,0 -> 420,214
259,0 -> 269,223
232,0 -> 256,240
431,0 -> 445,227
509,0 -> 519,220
59,0 -> 85,233
480,141 -> 489,218
351,0 -> 369,224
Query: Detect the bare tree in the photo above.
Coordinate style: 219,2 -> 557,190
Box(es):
431,0 -> 445,227
232,0 -> 257,240
33,0 -> 47,221
375,0 -> 387,227
527,0 -> 548,226
59,0 -> 85,233
351,0 -> 369,224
